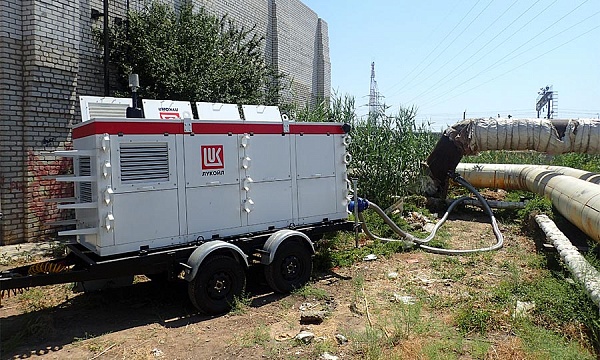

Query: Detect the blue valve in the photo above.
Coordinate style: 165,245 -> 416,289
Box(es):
348,198 -> 369,213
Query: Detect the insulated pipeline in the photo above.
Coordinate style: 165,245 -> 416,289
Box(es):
426,118 -> 600,197
456,163 -> 600,242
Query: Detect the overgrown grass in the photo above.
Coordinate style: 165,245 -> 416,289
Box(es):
292,284 -> 330,301
229,292 -> 252,315
239,322 -> 271,348
314,232 -> 410,271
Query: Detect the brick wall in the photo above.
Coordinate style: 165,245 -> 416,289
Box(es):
0,0 -> 330,244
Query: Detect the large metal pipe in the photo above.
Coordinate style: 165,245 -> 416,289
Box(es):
426,118 -> 600,197
456,163 -> 600,242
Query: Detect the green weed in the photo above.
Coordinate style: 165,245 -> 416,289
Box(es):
292,284 -> 330,301
517,320 -> 595,360
229,292 -> 252,315
349,326 -> 386,360
386,302 -> 423,343
455,306 -> 492,335
517,195 -> 552,221
314,233 -> 410,270
239,323 -> 271,348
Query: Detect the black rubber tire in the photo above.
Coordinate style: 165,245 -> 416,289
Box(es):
265,240 -> 312,293
187,255 -> 246,315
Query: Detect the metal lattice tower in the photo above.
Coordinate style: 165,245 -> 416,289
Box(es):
368,62 -> 384,117
536,85 -> 558,119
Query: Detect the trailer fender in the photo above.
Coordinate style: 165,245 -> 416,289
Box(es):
261,229 -> 314,265
183,241 -> 248,282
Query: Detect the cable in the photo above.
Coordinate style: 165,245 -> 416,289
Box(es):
395,0 -> 518,101
358,174 -> 504,255
382,0 -> 468,94
414,0 -> 590,107
407,0 -> 552,104
392,0 -> 497,99
459,6 -> 600,95
385,0 -> 484,94
422,22 -> 600,109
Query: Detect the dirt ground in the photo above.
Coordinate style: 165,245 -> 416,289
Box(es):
0,210 -> 592,359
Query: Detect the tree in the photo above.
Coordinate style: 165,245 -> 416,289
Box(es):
108,1 -> 285,105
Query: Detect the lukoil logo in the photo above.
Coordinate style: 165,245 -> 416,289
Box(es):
159,111 -> 180,119
201,145 -> 224,170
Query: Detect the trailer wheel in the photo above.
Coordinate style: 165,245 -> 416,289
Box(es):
265,240 -> 312,293
187,255 -> 246,315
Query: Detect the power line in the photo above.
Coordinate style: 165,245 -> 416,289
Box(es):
561,108 -> 600,112
483,7 -> 600,78
421,22 -> 600,109
383,0 -> 483,94
391,0 -> 495,98
406,0 -> 550,105
383,0 -> 467,94
389,0 -> 518,101
416,0 -> 593,107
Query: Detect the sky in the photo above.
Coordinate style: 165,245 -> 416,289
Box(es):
301,0 -> 600,130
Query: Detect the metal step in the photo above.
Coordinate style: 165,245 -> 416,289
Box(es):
45,175 -> 95,182
50,150 -> 95,157
44,197 -> 77,203
59,228 -> 98,236
47,219 -> 78,226
57,202 -> 98,210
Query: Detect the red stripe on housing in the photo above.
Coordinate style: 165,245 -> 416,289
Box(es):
73,121 -> 183,139
73,120 -> 345,139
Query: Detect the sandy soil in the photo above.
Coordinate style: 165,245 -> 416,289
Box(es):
0,210 -> 583,359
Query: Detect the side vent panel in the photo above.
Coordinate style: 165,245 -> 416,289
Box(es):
79,156 -> 93,202
119,143 -> 170,183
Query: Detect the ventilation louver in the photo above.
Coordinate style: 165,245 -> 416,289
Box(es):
88,103 -> 129,119
119,143 -> 170,183
79,157 -> 92,202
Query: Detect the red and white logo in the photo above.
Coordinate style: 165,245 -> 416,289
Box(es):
201,145 -> 224,169
159,111 -> 180,119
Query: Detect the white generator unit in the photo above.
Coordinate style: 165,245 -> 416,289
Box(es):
54,103 -> 352,257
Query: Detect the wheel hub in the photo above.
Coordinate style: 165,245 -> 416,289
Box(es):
282,256 -> 300,280
208,272 -> 230,298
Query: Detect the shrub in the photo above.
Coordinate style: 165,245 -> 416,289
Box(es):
107,1 -> 285,105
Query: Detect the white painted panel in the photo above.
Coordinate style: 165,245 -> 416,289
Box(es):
184,135 -> 240,187
142,99 -> 193,119
196,102 -> 241,120
112,189 -> 180,248
186,184 -> 242,233
295,135 -> 335,178
111,135 -> 178,193
297,177 -> 337,218
79,96 -> 131,122
242,104 -> 281,122
244,135 -> 291,182
247,180 -> 293,226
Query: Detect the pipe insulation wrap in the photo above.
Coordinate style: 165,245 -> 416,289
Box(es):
535,214 -> 600,307
456,163 -> 600,242
460,118 -> 600,155
425,118 -> 600,197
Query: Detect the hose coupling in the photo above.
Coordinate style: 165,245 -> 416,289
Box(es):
348,198 -> 369,213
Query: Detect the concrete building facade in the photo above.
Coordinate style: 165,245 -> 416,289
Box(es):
0,0 -> 330,245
